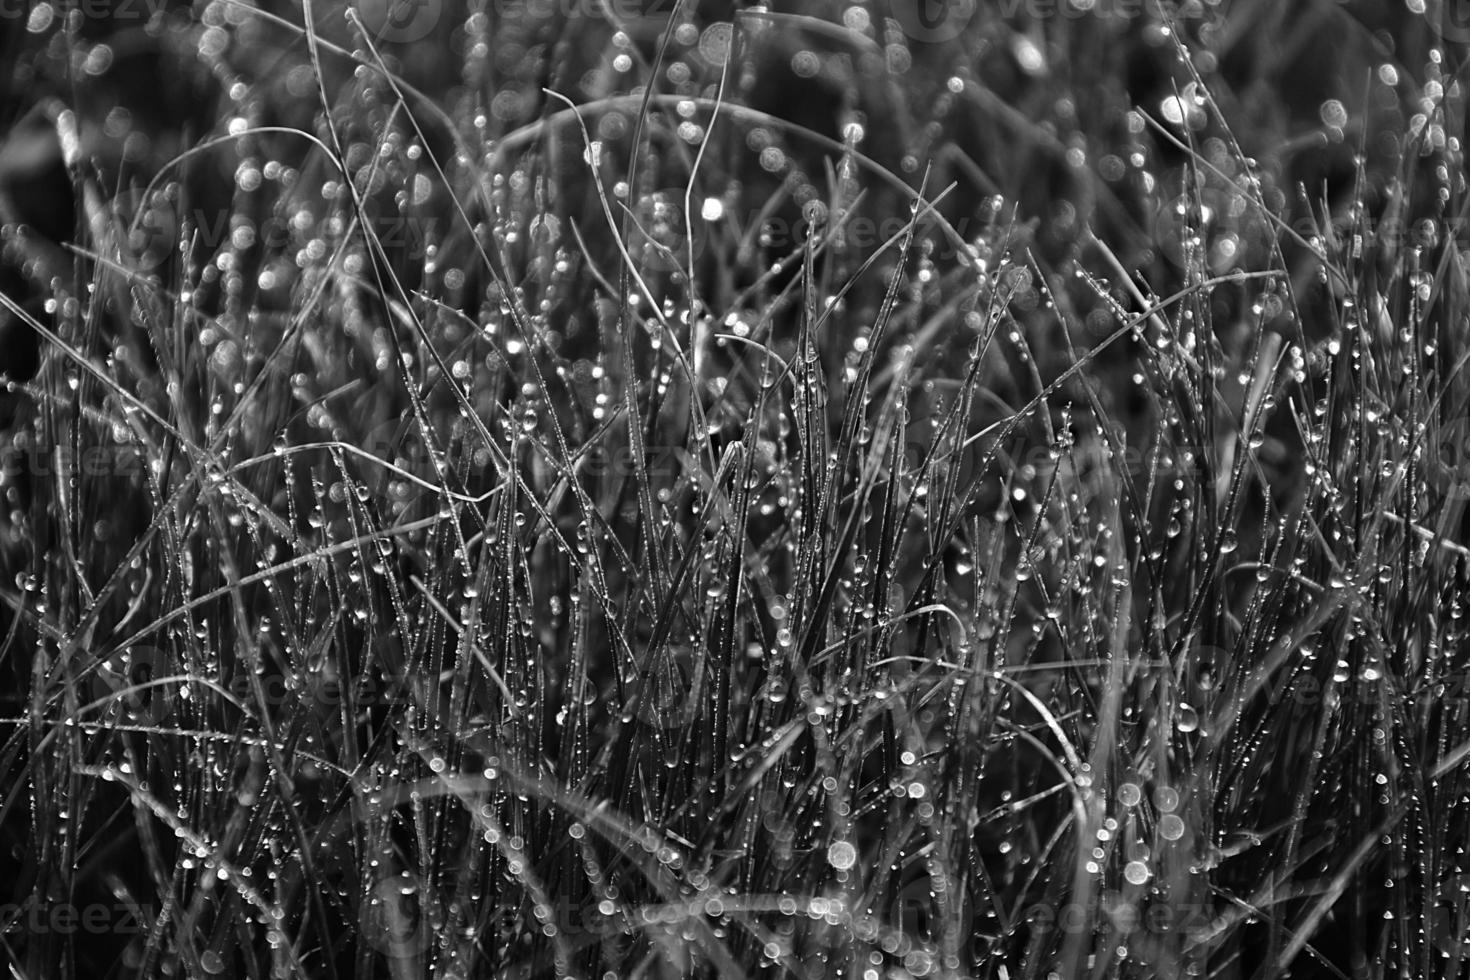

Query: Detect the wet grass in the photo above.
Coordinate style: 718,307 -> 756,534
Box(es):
2,2 -> 1470,978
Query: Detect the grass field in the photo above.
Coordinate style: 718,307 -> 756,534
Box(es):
2,1 -> 1470,977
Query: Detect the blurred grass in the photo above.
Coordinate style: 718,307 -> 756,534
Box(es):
1,1 -> 1470,978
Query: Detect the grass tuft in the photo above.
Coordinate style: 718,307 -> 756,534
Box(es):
2,3 -> 1470,978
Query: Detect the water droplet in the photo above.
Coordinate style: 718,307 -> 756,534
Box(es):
1159,815 -> 1186,842
826,841 -> 856,870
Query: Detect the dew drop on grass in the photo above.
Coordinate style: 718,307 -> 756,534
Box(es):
699,22 -> 733,64
1176,704 -> 1199,733
1320,99 -> 1348,129
1159,814 -> 1186,841
1118,782 -> 1142,807
826,841 -> 857,870
1123,861 -> 1151,885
